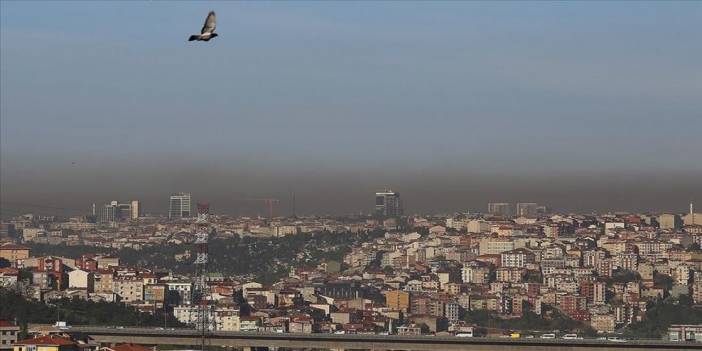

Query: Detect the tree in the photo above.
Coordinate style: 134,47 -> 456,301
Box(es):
653,273 -> 673,290
417,323 -> 431,334
608,270 -> 641,285
623,297 -> 702,339
459,306 -> 591,333
0,288 -> 184,327
18,268 -> 33,282
27,230 -> 370,283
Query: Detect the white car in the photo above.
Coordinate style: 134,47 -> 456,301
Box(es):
562,334 -> 579,340
455,332 -> 473,338
607,337 -> 626,342
540,333 -> 556,339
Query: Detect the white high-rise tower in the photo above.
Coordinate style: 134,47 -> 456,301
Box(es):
169,192 -> 192,220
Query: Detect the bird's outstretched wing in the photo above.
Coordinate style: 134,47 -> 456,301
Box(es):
201,11 -> 216,34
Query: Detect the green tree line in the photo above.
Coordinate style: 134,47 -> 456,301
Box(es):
0,289 -> 183,333
27,229 -> 385,283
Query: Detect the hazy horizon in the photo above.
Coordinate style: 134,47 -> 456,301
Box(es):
2,2 -> 701,217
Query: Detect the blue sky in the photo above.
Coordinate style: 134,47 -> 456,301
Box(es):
1,1 -> 701,215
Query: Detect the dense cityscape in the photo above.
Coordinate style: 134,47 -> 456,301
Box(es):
2,1 -> 702,350
2,190 -> 702,348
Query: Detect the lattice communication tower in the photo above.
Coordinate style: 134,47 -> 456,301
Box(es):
193,202 -> 213,349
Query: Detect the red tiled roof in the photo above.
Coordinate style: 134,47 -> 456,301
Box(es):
0,320 -> 18,327
15,336 -> 76,346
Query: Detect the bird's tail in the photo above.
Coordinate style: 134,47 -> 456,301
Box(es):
188,35 -> 200,41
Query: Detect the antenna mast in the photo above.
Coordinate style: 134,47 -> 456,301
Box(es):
193,202 -> 212,350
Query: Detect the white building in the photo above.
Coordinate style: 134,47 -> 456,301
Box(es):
479,238 -> 520,255
461,263 -> 490,284
501,248 -> 535,268
68,269 -> 94,292
215,307 -> 240,331
169,192 -> 192,219
467,220 -> 490,234
446,217 -> 468,231
130,200 -> 142,219
113,279 -> 144,302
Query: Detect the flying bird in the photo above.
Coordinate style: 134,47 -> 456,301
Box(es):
188,11 -> 218,42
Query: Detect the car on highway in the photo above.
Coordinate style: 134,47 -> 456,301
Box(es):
562,333 -> 579,340
540,333 -> 556,339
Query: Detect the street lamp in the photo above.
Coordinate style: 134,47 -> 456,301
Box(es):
45,302 -> 61,324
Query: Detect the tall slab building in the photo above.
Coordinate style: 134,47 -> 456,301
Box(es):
375,190 -> 402,218
169,192 -> 192,220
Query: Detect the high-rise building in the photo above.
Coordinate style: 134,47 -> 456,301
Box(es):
99,201 -> 119,223
98,200 -> 141,223
169,192 -> 192,220
516,202 -> 539,218
659,214 -> 682,230
116,202 -> 132,220
488,203 -> 512,217
130,200 -> 141,220
375,190 -> 402,218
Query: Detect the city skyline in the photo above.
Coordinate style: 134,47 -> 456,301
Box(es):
3,1 -> 702,345
2,193 -> 702,339
1,2 -> 701,216
2,190 -> 700,220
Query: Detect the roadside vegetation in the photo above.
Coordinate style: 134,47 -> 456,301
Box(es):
0,289 -> 183,337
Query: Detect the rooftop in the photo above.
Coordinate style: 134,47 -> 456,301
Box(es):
15,336 -> 76,346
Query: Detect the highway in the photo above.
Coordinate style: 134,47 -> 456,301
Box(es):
67,326 -> 702,351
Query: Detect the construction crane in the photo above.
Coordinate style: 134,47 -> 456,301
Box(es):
246,198 -> 280,220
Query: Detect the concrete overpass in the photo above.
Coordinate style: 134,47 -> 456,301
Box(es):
68,326 -> 702,351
